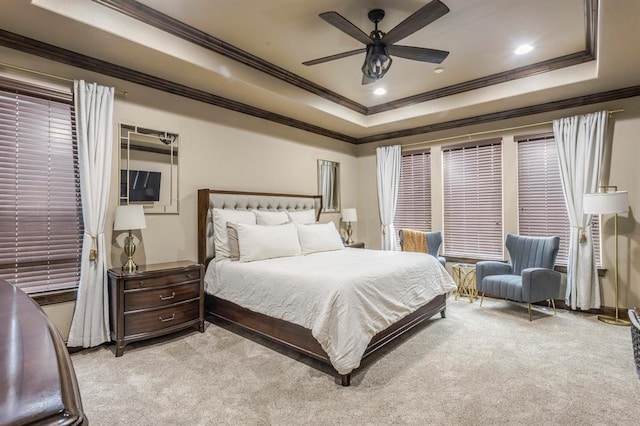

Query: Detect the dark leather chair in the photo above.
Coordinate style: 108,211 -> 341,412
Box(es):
398,229 -> 446,267
476,233 -> 561,321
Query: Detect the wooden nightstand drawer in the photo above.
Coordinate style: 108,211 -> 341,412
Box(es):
108,261 -> 205,356
124,300 -> 200,336
124,269 -> 200,290
124,282 -> 200,312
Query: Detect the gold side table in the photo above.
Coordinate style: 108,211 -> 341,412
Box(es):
452,263 -> 477,303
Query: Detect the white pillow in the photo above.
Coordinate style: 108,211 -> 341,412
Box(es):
236,222 -> 301,262
253,210 -> 289,226
286,209 -> 316,224
212,208 -> 256,258
296,222 -> 345,255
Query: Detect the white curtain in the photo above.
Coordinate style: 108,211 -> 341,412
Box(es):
376,145 -> 401,250
319,160 -> 335,210
67,81 -> 114,347
554,111 -> 607,310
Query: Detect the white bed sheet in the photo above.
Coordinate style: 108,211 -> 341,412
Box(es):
204,248 -> 457,375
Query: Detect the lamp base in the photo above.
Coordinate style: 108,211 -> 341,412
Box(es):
597,314 -> 630,326
122,258 -> 137,273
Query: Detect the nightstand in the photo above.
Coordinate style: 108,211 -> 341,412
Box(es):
108,261 -> 204,357
345,242 -> 365,249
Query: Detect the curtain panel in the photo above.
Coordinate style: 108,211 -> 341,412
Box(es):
376,145 -> 401,250
67,80 -> 115,348
553,111 -> 607,310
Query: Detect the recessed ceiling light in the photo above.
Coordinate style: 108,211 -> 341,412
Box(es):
434,67 -> 444,74
514,44 -> 534,55
374,88 -> 387,96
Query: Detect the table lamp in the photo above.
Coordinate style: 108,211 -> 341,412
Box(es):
583,186 -> 629,326
342,208 -> 358,245
114,205 -> 147,273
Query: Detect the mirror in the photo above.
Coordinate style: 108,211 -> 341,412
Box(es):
317,159 -> 340,213
119,123 -> 179,214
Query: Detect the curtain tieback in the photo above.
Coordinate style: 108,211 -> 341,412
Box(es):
381,224 -> 389,235
86,232 -> 98,261
572,226 -> 587,244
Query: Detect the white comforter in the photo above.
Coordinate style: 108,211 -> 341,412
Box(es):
204,248 -> 457,375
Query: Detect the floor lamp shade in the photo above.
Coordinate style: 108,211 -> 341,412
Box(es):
583,191 -> 628,215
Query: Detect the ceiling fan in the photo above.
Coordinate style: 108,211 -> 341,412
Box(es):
303,0 -> 450,85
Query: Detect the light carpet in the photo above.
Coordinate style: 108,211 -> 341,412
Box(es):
71,297 -> 640,425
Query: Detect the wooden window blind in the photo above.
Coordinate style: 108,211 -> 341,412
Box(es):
394,150 -> 431,250
443,139 -> 503,260
516,133 -> 600,266
0,78 -> 83,294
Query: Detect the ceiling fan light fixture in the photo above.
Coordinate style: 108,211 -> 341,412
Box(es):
362,45 -> 393,80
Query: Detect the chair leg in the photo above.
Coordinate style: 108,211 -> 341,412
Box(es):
551,298 -> 557,316
528,303 -> 532,321
480,292 -> 484,307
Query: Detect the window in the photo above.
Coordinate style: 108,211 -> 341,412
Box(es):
516,133 -> 600,265
394,150 -> 431,250
443,139 -> 503,260
0,78 -> 83,294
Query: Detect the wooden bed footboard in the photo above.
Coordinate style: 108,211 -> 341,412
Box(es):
205,293 -> 446,386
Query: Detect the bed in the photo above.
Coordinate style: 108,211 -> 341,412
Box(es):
197,189 -> 456,386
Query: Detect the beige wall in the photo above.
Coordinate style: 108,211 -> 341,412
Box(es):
4,50 -> 640,340
355,96 -> 640,310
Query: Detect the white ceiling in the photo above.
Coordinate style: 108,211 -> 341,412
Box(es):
1,0 -> 639,142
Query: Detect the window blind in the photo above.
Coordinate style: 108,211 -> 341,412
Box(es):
443,139 -> 503,259
394,150 -> 431,250
516,133 -> 600,266
0,79 -> 83,293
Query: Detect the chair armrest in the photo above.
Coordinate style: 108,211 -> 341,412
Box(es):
476,261 -> 512,287
521,267 -> 562,302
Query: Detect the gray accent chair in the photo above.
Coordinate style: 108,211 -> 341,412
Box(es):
476,233 -> 561,321
398,229 -> 446,267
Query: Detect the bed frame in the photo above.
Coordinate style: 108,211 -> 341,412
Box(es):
197,188 -> 447,386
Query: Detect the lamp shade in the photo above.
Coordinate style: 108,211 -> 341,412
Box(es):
583,191 -> 628,215
342,208 -> 358,223
114,205 -> 147,231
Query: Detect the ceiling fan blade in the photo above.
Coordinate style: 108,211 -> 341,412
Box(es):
319,11 -> 373,45
382,0 -> 450,46
303,48 -> 366,66
361,73 -> 377,85
387,45 -> 449,63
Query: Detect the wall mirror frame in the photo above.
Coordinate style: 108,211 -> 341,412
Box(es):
119,123 -> 179,214
317,159 -> 340,213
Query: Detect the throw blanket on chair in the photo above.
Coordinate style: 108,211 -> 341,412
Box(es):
401,229 -> 428,253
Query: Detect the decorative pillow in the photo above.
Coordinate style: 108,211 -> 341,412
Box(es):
253,209 -> 289,226
226,222 -> 240,261
286,209 -> 316,224
236,222 -> 301,262
212,208 -> 256,258
296,222 -> 345,255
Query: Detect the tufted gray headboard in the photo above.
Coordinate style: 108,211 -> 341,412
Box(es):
197,189 -> 322,266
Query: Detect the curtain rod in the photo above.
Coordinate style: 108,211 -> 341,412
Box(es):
0,61 -> 127,96
402,108 -> 624,149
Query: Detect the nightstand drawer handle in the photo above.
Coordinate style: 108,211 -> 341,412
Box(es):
186,273 -> 193,279
138,281 -> 144,288
159,314 -> 175,322
159,292 -> 176,301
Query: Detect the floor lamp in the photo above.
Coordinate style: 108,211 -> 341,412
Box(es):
583,186 -> 629,326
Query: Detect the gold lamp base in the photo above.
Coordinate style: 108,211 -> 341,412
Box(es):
597,314 -> 630,326
121,230 -> 138,273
